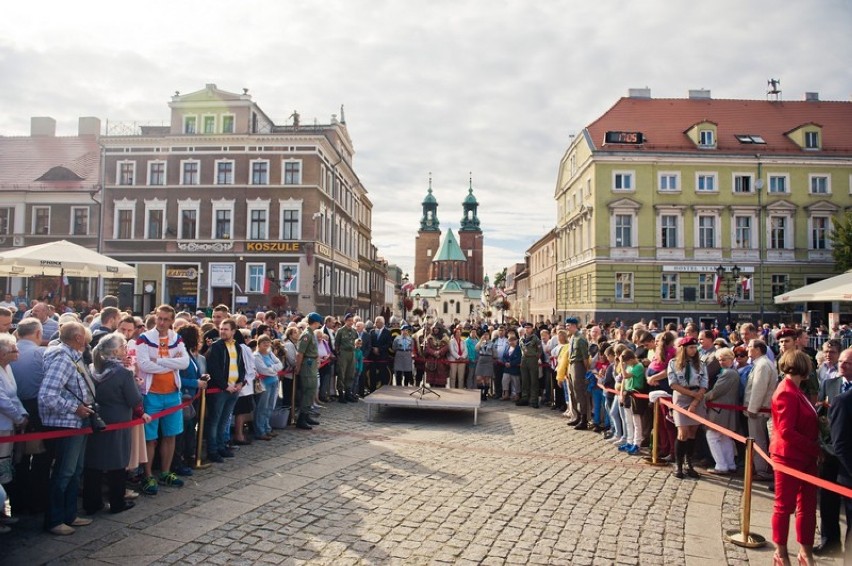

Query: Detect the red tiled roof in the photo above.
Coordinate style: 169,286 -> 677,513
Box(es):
586,98 -> 852,155
0,136 -> 100,190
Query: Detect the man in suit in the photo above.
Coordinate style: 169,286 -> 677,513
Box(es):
829,347 -> 852,562
369,316 -> 392,390
824,347 -> 852,558
743,339 -> 778,481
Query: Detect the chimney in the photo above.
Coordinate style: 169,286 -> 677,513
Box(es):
804,92 -> 819,102
78,117 -> 101,137
628,88 -> 651,99
31,117 -> 56,137
688,89 -> 711,100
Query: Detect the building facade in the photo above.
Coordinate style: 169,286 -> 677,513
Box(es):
527,229 -> 557,323
101,84 -> 376,316
555,88 -> 852,327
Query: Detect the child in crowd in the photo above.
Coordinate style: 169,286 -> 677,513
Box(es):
618,349 -> 647,456
602,346 -> 621,441
591,342 -> 611,432
354,338 -> 364,390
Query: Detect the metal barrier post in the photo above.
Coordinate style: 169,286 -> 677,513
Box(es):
724,437 -> 767,548
194,391 -> 211,469
645,399 -> 669,467
289,375 -> 298,426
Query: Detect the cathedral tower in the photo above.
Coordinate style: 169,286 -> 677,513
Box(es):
414,176 -> 441,285
458,176 -> 484,286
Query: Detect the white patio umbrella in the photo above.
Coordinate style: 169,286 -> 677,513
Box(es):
0,240 -> 136,279
774,270 -> 852,304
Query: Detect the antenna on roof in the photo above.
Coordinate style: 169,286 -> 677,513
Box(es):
767,78 -> 782,102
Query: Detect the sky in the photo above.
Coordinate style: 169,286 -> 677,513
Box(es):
0,0 -> 850,282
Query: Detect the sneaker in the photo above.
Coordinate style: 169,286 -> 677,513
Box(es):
618,443 -> 633,452
49,523 -> 75,535
158,471 -> 185,488
141,476 -> 159,495
124,489 -> 139,500
218,448 -> 235,458
207,453 -> 224,463
173,466 -> 194,477
70,517 -> 93,527
626,444 -> 641,456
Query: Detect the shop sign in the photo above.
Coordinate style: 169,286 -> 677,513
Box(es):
245,241 -> 302,253
166,267 -> 199,279
209,264 -> 234,288
315,243 -> 331,258
662,265 -> 755,273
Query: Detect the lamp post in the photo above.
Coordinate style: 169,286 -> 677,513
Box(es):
400,273 -> 410,322
716,264 -> 741,327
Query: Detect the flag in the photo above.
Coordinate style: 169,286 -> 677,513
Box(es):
62,275 -> 70,286
713,274 -> 721,297
263,278 -> 270,294
742,277 -> 752,292
233,281 -> 244,294
496,287 -> 507,299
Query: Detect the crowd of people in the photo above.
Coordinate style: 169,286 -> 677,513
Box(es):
0,296 -> 851,565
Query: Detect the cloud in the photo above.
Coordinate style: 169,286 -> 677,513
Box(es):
0,0 -> 850,284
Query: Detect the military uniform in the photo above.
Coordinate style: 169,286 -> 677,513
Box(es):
567,331 -> 591,424
297,328 -> 319,413
519,332 -> 542,407
335,325 -> 359,399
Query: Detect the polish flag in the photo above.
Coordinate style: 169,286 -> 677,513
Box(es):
742,277 -> 752,292
263,278 -> 270,295
713,274 -> 722,297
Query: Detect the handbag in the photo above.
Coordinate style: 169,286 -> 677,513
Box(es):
182,393 -> 196,420
253,378 -> 266,395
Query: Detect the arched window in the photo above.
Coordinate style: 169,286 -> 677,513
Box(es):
443,301 -> 448,314
456,301 -> 461,314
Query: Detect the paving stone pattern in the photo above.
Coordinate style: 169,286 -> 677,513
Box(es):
2,399 -> 845,565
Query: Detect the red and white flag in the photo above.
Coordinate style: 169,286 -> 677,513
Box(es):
742,277 -> 752,292
713,274 -> 722,297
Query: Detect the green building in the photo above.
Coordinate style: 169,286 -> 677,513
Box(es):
555,88 -> 852,328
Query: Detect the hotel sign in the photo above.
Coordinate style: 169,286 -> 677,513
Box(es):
662,265 -> 755,273
245,241 -> 302,253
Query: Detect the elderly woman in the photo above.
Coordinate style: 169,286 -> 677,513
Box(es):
316,330 -> 334,403
667,336 -> 708,479
474,331 -> 496,402
0,334 -> 26,526
392,324 -> 414,386
770,350 -> 819,566
82,333 -> 141,515
253,335 -> 283,440
703,347 -> 740,475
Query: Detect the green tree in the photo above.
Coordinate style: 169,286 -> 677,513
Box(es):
493,268 -> 507,288
831,211 -> 852,272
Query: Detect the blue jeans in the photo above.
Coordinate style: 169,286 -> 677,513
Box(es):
592,388 -> 610,427
609,395 -> 625,439
254,377 -> 279,436
46,431 -> 87,528
206,391 -> 238,455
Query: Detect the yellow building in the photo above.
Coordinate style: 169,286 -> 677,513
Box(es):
555,88 -> 852,328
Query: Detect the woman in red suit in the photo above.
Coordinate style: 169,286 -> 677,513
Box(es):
770,350 -> 819,566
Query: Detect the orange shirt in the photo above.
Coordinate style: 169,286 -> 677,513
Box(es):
149,335 -> 178,394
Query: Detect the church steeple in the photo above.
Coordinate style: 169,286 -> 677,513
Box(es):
420,173 -> 440,232
459,173 -> 480,232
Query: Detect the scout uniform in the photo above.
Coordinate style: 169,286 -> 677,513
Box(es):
335,316 -> 359,401
519,325 -> 542,407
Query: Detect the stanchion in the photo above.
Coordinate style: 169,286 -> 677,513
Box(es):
644,399 -> 669,467
724,438 -> 767,548
289,374 -> 297,426
194,391 -> 211,469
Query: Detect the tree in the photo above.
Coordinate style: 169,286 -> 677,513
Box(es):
493,268 -> 507,288
830,212 -> 852,272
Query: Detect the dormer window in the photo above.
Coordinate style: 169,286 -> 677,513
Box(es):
805,131 -> 820,149
699,130 -> 715,147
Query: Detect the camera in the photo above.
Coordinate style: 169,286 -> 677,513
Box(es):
88,403 -> 107,433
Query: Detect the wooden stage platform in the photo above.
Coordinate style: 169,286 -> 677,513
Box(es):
360,386 -> 482,425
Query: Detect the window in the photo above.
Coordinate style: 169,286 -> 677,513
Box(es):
613,171 -> 633,191
811,216 -> 829,250
246,264 -> 265,293
215,209 -> 231,239
147,209 -> 164,239
661,274 -> 678,300
734,216 -> 752,249
251,161 -> 269,185
222,115 -> 235,134
216,160 -> 234,185
118,162 -> 135,186
696,173 -> 717,192
734,134 -> 766,144
658,173 -> 679,192
278,263 -> 299,293
809,175 -> 829,194
203,115 -> 215,134
768,175 -> 788,194
699,130 -> 715,147
183,116 -> 197,134
660,215 -> 678,248
698,274 -> 714,301
249,209 -> 267,240
805,131 -> 820,149
733,174 -> 753,193
737,282 -> 753,302
116,208 -> 134,239
148,162 -> 166,186
769,216 -> 787,249
280,200 -> 302,240
615,273 -> 632,301
283,161 -> 302,185
182,160 -> 199,185
180,208 -> 197,240
71,207 -> 88,235
698,215 -> 715,248
0,208 -> 12,235
614,215 -> 632,247
771,274 -> 789,298
33,206 -> 50,235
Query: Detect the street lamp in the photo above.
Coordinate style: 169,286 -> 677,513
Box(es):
400,273 -> 410,322
267,265 -> 294,295
716,264 -> 741,327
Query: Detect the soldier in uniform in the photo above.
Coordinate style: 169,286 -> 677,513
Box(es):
295,312 -> 323,430
334,313 -> 359,403
517,322 -> 542,408
565,317 -> 592,430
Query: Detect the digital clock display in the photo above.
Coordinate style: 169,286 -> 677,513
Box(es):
605,131 -> 644,144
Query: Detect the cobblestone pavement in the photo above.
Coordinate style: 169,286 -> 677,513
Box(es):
3,398 -> 848,565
